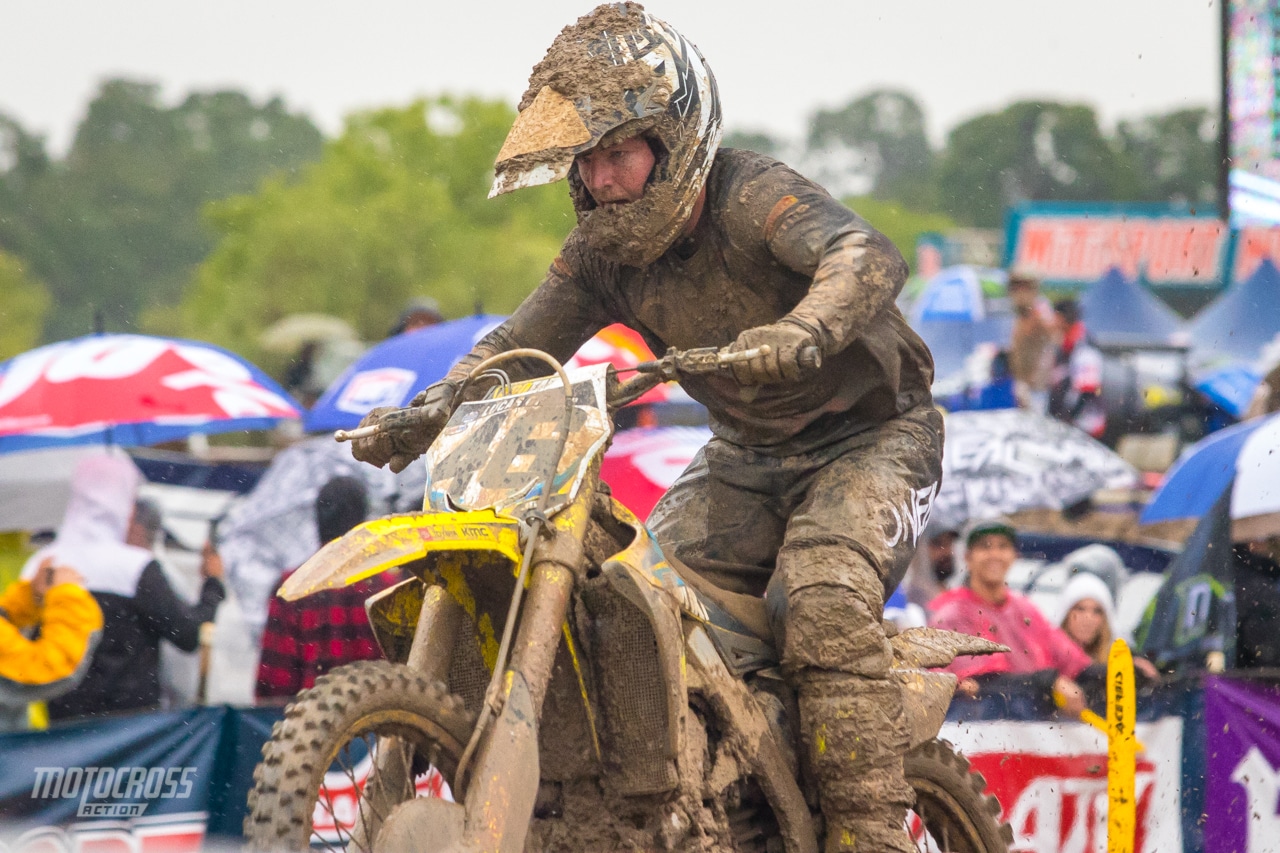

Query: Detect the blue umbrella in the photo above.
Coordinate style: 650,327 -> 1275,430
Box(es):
907,266 -> 1012,383
305,315 -> 505,433
1139,413 -> 1274,525
1194,363 -> 1262,419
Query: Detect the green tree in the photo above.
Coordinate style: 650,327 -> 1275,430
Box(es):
937,101 -> 1129,227
171,96 -> 574,361
843,196 -> 955,265
0,251 -> 50,360
721,129 -> 787,158
1116,107 -> 1218,207
0,80 -> 324,343
807,90 -> 936,208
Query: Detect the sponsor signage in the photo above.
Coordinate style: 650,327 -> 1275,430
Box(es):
1204,675 -> 1280,852
1007,207 -> 1229,287
940,717 -> 1184,853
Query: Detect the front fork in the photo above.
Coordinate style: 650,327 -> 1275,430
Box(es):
387,486 -> 592,853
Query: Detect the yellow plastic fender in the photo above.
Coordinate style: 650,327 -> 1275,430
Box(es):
1107,638 -> 1137,853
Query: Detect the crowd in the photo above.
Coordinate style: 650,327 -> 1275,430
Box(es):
0,453 -> 402,729
3,449 -> 1276,730
1005,272 -> 1105,435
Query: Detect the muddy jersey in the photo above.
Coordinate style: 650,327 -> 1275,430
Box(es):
449,148 -> 934,455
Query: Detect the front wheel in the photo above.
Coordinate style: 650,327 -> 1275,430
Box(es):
905,738 -> 1013,853
244,660 -> 474,852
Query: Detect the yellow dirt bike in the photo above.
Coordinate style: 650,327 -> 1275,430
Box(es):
244,347 -> 1012,853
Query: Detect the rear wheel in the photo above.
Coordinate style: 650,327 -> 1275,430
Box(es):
244,660 -> 474,852
905,738 -> 1013,853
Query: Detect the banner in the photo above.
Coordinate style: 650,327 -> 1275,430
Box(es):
940,717 -> 1184,853
0,708 -> 226,853
1204,675 -> 1280,852
1232,225 -> 1280,279
1007,210 -> 1228,288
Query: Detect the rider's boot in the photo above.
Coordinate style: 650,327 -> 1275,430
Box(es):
798,671 -> 914,853
775,547 -> 915,853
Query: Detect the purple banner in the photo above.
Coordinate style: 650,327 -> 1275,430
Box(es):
1205,675 -> 1280,851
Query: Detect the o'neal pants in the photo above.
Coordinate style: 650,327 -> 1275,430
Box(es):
648,404 -> 944,851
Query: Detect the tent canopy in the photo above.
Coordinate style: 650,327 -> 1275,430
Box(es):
1079,267 -> 1186,349
1188,260 -> 1280,364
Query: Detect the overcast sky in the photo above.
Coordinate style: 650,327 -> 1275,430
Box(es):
2,0 -> 1220,153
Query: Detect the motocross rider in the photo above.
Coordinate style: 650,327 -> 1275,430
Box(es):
353,5 -> 941,851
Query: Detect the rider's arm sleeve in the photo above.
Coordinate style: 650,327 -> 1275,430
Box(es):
729,161 -> 909,356
443,243 -> 616,395
134,562 -> 225,653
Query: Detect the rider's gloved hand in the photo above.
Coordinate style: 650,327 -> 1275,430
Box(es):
725,318 -> 820,385
351,381 -> 459,473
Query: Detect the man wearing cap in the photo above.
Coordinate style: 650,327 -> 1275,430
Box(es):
928,518 -> 1091,717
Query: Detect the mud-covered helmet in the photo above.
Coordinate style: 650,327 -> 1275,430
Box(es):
490,2 -> 722,267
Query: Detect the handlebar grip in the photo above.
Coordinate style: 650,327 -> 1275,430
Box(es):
798,345 -> 822,371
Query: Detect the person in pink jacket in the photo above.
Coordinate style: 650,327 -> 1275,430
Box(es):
928,517 -> 1092,717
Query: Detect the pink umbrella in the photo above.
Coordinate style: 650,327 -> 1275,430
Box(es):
0,334 -> 301,453
601,426 -> 711,519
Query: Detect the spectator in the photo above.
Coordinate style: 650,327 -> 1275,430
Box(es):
903,524 -> 960,608
1048,298 -> 1105,437
388,296 -> 445,337
1233,535 -> 1280,669
1007,272 -> 1058,414
1054,571 -> 1160,681
22,454 -> 226,720
0,558 -> 103,730
256,477 -> 400,702
928,517 -> 1092,717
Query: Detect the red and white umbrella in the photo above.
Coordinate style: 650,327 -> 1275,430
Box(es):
601,426 -> 711,519
0,334 -> 301,454
567,324 -> 669,404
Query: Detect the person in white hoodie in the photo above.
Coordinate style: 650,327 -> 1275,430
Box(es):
1054,571 -> 1158,680
22,453 -> 225,720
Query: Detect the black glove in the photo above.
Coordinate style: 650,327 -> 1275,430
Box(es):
351,381 -> 458,473
726,318 -> 821,385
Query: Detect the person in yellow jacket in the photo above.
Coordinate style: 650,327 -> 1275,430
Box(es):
0,557 -> 103,730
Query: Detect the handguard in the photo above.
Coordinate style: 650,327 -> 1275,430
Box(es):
889,627 -> 1010,750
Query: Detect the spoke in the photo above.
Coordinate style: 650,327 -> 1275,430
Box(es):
345,738 -> 377,852
315,782 -> 351,852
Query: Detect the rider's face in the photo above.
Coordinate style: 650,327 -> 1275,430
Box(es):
576,136 -> 656,206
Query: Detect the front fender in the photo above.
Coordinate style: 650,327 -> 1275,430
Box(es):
279,508 -> 523,601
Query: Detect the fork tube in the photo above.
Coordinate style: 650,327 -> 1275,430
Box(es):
507,484 -> 593,713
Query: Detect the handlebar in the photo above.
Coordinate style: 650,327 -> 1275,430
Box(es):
335,343 -> 823,442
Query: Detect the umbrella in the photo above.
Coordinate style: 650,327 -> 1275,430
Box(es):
905,266 -> 1013,384
931,409 -> 1139,531
217,435 -> 428,635
600,426 -> 711,519
305,318 -> 668,433
1193,363 -> 1262,419
0,334 -> 301,454
259,313 -> 358,353
1139,413 -> 1280,540
907,266 -> 1008,324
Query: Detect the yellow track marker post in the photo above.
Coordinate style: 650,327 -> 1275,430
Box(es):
1107,638 -> 1137,853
